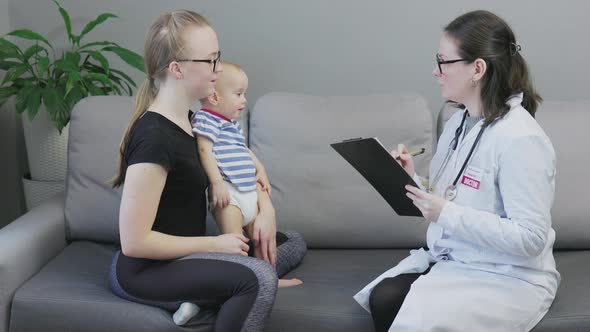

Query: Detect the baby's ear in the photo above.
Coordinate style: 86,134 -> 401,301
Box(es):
208,91 -> 220,106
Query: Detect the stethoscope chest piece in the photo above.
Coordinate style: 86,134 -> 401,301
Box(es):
444,185 -> 458,201
430,110 -> 486,202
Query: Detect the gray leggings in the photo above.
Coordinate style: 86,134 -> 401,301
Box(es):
109,230 -> 306,332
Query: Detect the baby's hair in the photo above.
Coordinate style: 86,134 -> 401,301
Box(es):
219,61 -> 243,73
213,61 -> 247,94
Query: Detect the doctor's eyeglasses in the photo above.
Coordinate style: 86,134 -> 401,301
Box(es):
436,54 -> 473,75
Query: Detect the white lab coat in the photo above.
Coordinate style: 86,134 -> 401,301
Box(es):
354,94 -> 560,331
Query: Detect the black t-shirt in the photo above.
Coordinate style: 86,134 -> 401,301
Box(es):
122,111 -> 208,236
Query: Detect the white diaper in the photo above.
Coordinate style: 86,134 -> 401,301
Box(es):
211,181 -> 258,226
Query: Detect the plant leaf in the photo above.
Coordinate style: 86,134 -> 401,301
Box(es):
12,77 -> 36,88
26,86 -> 43,120
102,46 -> 145,73
79,40 -> 117,50
2,64 -> 30,85
54,58 -> 79,72
15,85 -> 33,114
64,84 -> 85,109
109,83 -> 121,95
84,72 -> 113,87
0,38 -> 21,54
83,50 -> 110,74
0,50 -> 22,60
110,68 -> 137,88
121,80 -> 133,95
6,29 -> 53,49
0,86 -> 19,98
37,56 -> 50,75
0,86 -> 19,108
23,44 -> 46,60
65,71 -> 81,96
42,85 -> 63,115
53,85 -> 71,132
0,60 -> 22,70
79,13 -> 118,42
52,0 -> 73,43
82,78 -> 103,96
108,73 -> 131,96
65,51 -> 81,66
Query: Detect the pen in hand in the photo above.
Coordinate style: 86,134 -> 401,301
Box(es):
395,147 -> 426,160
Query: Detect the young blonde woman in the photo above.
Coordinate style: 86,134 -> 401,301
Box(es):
108,11 -> 306,331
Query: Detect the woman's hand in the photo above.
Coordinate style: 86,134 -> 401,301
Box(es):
210,181 -> 230,209
405,185 -> 447,222
391,144 -> 415,177
212,233 -> 250,256
248,202 -> 277,266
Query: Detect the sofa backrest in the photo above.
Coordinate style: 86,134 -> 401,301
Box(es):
438,101 -> 590,249
65,96 -> 133,243
536,101 -> 590,249
249,93 -> 434,248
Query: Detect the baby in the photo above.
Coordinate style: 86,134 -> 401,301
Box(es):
195,61 -> 269,234
172,61 -> 300,325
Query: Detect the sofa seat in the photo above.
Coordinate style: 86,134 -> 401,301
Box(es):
9,241 -> 216,332
270,249 -> 590,332
269,249 -> 412,331
9,241 -> 590,331
534,251 -> 590,331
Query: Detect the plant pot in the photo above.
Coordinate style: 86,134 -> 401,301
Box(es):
21,174 -> 65,210
21,107 -> 69,182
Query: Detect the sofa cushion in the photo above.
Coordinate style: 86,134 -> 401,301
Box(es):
10,244 -> 587,331
437,101 -> 590,249
532,250 -> 590,331
268,249 -> 411,331
9,241 -> 216,332
535,101 -> 590,249
267,249 -> 590,332
65,96 -> 134,243
249,93 -> 433,248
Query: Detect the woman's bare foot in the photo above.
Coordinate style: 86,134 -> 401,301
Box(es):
278,278 -> 303,288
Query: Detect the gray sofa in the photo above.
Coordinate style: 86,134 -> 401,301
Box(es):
0,93 -> 588,331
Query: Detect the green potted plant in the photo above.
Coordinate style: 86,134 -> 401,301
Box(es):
0,0 -> 145,209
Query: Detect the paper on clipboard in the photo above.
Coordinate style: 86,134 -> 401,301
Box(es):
331,137 -> 423,217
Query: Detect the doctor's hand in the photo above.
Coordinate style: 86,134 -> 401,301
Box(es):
405,185 -> 447,222
391,144 -> 415,177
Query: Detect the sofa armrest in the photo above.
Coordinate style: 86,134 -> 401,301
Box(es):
0,192 -> 67,332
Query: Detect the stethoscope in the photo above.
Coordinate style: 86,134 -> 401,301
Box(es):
429,110 -> 485,201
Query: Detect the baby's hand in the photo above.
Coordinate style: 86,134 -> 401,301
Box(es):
210,181 -> 230,209
257,171 -> 272,197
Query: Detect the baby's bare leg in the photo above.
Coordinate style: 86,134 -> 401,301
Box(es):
214,205 -> 244,235
242,204 -> 303,288
278,278 -> 303,287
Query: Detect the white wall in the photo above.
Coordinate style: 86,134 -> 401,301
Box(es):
2,1 -> 589,225
9,0 -> 589,110
0,0 -> 27,228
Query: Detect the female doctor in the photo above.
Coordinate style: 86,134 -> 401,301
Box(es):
355,10 -> 560,332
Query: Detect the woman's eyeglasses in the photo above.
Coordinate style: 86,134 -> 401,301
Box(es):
177,51 -> 221,72
436,54 -> 472,74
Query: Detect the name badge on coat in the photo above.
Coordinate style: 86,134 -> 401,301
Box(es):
461,165 -> 484,190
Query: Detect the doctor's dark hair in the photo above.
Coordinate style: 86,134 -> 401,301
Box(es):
444,10 -> 542,125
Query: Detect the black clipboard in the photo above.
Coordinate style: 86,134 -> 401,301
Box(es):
331,137 -> 423,217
